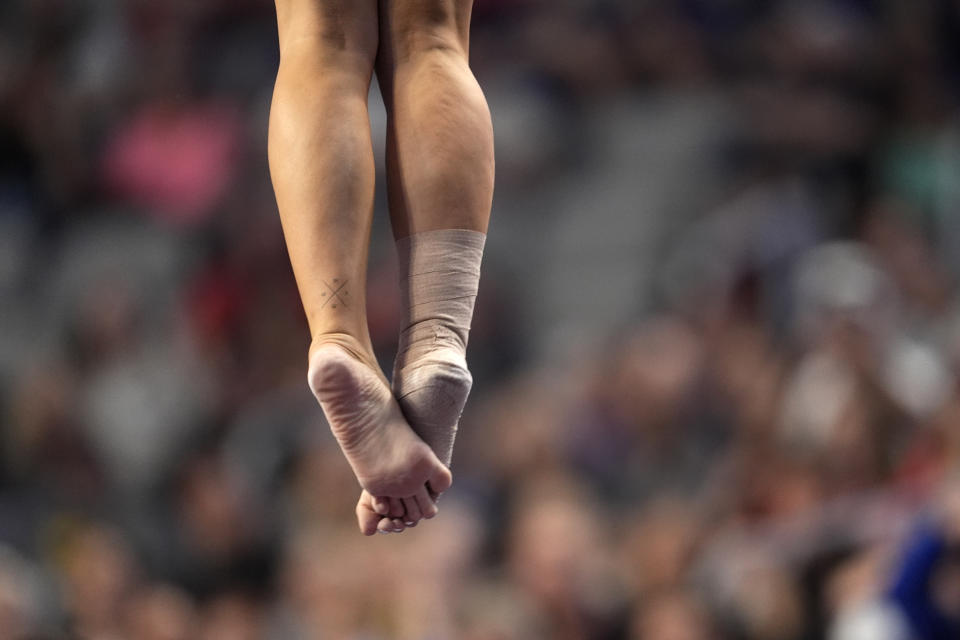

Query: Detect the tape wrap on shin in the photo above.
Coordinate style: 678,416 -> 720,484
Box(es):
393,229 -> 486,466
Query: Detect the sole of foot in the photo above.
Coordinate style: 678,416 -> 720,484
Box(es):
308,341 -> 452,502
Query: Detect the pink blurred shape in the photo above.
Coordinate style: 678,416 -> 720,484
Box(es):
102,102 -> 241,226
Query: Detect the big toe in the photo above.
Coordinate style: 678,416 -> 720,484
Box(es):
428,465 -> 452,496
356,492 -> 381,536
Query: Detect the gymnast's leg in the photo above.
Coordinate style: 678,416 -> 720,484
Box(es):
358,0 -> 494,533
268,0 -> 450,520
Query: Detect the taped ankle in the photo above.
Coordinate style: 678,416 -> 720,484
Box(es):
393,229 -> 485,465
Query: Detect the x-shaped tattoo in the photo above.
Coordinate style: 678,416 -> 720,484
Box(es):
320,278 -> 349,309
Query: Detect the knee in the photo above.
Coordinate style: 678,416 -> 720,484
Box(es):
276,0 -> 378,70
387,0 -> 471,63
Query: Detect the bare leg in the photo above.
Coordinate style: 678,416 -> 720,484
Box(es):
377,0 -> 495,238
270,0 -> 379,353
269,0 -> 449,514
358,0 -> 495,532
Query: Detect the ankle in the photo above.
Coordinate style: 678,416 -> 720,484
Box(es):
309,332 -> 379,374
395,343 -> 467,374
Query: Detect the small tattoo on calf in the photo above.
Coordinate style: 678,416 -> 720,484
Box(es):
320,279 -> 349,310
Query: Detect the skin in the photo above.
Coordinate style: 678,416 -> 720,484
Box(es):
376,0 -> 495,240
269,0 -> 381,360
269,0 -> 494,534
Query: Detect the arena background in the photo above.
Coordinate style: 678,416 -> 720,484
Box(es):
2,0 -> 960,638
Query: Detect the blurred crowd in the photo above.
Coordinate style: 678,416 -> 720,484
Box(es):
2,0 -> 960,638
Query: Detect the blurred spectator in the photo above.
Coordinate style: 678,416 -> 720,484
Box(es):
889,481 -> 960,640
0,0 -> 959,638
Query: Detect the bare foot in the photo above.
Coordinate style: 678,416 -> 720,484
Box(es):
308,339 -> 452,502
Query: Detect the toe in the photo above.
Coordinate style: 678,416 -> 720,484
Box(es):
392,518 -> 405,532
373,495 -> 390,516
427,465 -> 452,496
403,497 -> 422,523
389,497 -> 404,519
356,495 -> 380,536
377,517 -> 395,534
415,485 -> 439,519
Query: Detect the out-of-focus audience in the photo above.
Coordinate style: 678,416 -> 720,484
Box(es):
2,0 -> 960,637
